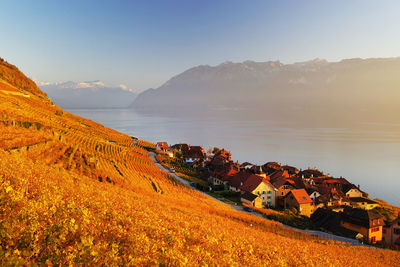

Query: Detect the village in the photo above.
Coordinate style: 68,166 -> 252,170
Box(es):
153,141 -> 400,249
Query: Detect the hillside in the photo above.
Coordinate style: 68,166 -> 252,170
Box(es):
39,80 -> 137,109
131,58 -> 400,126
0,58 -> 46,98
1,59 -> 399,265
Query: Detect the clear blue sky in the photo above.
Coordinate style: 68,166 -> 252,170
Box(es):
1,0 -> 399,91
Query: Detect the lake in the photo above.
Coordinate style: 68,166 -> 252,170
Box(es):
67,108 -> 400,206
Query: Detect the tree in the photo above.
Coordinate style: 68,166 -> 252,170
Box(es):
175,150 -> 182,159
212,147 -> 220,154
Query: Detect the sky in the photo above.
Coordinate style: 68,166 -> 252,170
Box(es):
1,0 -> 400,92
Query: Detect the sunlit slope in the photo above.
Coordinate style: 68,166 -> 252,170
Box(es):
1,59 -> 399,265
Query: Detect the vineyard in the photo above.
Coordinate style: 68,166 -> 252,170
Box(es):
1,59 -> 400,265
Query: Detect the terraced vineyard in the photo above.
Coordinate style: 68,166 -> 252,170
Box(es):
0,74 -> 172,194
1,59 -> 400,266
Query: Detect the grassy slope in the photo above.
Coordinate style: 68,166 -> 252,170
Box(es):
0,59 -> 399,266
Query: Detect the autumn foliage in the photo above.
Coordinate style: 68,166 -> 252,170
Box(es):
0,60 -> 400,266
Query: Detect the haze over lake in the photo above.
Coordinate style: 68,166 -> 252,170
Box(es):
68,108 -> 400,206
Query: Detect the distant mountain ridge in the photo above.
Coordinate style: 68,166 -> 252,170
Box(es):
39,80 -> 137,109
131,57 -> 400,126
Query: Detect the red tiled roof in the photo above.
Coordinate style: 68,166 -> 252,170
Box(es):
241,192 -> 259,202
228,172 -> 253,189
270,170 -> 289,183
214,167 -> 238,179
156,142 -> 169,150
288,189 -> 313,204
272,177 -> 294,189
171,143 -> 190,153
184,146 -> 206,159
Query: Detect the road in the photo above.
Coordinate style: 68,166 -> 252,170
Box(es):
148,152 -> 368,247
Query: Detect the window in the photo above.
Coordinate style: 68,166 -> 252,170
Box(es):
263,191 -> 266,194
267,190 -> 271,194
281,192 -> 284,196
267,196 -> 271,199
371,227 -> 380,233
394,228 -> 400,235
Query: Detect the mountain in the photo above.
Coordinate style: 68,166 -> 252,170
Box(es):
131,57 -> 400,126
1,58 -> 400,265
39,80 -> 136,109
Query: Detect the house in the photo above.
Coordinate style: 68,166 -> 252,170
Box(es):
311,208 -> 359,238
183,146 -> 206,163
263,162 -> 282,174
272,177 -> 296,207
340,206 -> 385,243
298,168 -> 325,179
306,188 -> 321,201
383,213 -> 400,249
209,167 -> 238,189
315,190 -> 350,208
269,170 -> 290,183
208,149 -> 232,168
156,142 -> 169,151
240,192 -> 263,208
228,171 -> 252,192
240,175 -> 277,208
240,162 -> 254,170
170,143 -> 190,154
284,189 -> 314,217
155,142 -> 174,157
349,197 -> 380,210
342,184 -> 363,198
281,165 -> 299,175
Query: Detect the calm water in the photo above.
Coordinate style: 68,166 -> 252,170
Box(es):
68,108 -> 400,206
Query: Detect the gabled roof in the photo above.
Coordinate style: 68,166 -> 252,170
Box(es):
241,192 -> 259,202
272,177 -> 294,189
288,176 -> 306,189
282,165 -> 299,175
156,142 -> 169,150
316,192 -> 348,204
214,167 -> 238,180
269,170 -> 289,182
263,161 -> 282,174
240,162 -> 253,168
185,146 -> 205,159
342,183 -> 360,194
287,189 -> 313,204
240,174 -> 274,193
171,143 -> 190,153
342,206 -> 384,228
298,168 -> 324,178
228,171 -> 252,189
